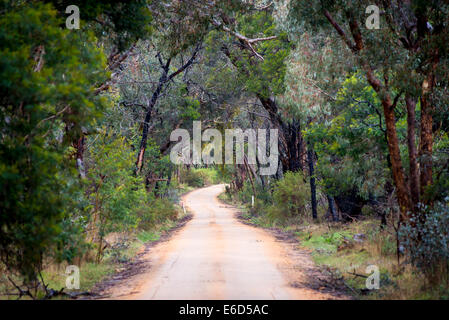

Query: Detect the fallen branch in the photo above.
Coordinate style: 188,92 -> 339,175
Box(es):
43,288 -> 91,300
348,271 -> 368,278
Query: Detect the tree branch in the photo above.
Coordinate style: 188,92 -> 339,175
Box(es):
211,18 -> 276,60
168,43 -> 201,81
323,9 -> 357,53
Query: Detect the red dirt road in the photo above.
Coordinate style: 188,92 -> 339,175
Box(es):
105,185 -> 341,300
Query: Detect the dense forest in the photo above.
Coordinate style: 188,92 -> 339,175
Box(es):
1,0 -> 449,299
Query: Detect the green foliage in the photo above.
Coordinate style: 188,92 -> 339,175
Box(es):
237,180 -> 271,206
427,132 -> 449,202
137,230 -> 161,243
0,1 -> 109,283
180,96 -> 201,121
180,168 -> 221,188
267,171 -> 311,223
305,73 -> 391,201
83,130 -> 171,263
180,168 -> 205,187
87,132 -> 146,235
139,138 -> 174,197
194,168 -> 222,184
138,198 -> 178,230
235,11 -> 291,98
45,0 -> 153,51
303,232 -> 349,254
233,172 -> 312,224
400,201 -> 449,283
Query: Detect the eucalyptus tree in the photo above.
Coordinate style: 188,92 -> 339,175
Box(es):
278,0 -> 449,221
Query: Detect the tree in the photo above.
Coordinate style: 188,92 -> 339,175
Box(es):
209,8 -> 307,173
284,0 -> 449,221
0,0 -> 153,293
135,45 -> 201,173
0,2 -> 109,288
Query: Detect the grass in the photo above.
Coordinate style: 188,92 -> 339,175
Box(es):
176,182 -> 195,195
40,262 -> 116,298
137,230 -> 162,243
294,221 -> 449,299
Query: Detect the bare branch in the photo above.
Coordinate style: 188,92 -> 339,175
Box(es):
211,18 -> 277,60
168,43 -> 201,81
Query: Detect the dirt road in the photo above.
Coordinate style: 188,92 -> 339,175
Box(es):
105,185 -> 340,300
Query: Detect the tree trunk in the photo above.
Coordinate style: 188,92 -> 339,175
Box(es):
136,46 -> 199,174
323,9 -> 413,220
307,141 -> 318,220
327,194 -> 338,222
382,96 -> 411,220
286,120 -> 304,172
220,45 -> 305,175
257,96 -> 304,173
73,135 -> 86,179
405,95 -> 420,210
419,73 -> 435,201
363,67 -> 411,220
136,71 -> 168,174
243,154 -> 256,195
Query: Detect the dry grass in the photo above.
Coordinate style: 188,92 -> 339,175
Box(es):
295,219 -> 449,299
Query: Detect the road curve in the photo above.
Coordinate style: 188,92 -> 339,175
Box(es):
115,184 -> 334,300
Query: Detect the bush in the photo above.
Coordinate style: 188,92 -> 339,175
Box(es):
180,168 -> 220,187
193,168 -> 220,185
237,180 -> 272,206
181,169 -> 205,187
400,201 -> 449,284
266,171 -> 311,223
138,198 -> 178,230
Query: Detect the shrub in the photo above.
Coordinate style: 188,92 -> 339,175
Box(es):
237,180 -> 272,207
87,134 -> 146,261
237,180 -> 255,204
180,167 -> 220,187
138,198 -> 178,230
0,2 -> 109,286
193,168 -> 219,185
180,168 -> 204,187
267,171 -> 311,223
399,201 -> 449,284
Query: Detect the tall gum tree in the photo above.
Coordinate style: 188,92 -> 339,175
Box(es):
282,0 -> 449,221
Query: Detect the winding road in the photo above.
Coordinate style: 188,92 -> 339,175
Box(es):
106,184 -> 339,300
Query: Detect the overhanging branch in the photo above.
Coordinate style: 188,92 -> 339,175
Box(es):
211,18 -> 276,60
